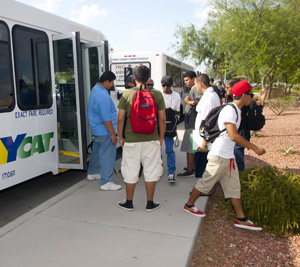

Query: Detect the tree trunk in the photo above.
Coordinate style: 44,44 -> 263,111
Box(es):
260,67 -> 274,106
266,74 -> 275,100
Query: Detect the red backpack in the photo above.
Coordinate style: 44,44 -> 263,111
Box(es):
130,86 -> 157,134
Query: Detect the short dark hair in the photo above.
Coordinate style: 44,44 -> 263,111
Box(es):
233,95 -> 242,100
209,78 -> 214,83
195,74 -> 210,87
99,71 -> 116,83
134,65 -> 150,83
228,78 -> 240,88
183,71 -> 196,79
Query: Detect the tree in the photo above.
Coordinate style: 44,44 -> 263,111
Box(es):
174,0 -> 300,104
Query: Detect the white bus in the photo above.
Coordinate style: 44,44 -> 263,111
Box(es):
109,51 -> 194,116
0,0 -> 109,190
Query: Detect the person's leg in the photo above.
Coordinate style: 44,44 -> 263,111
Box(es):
118,182 -> 136,210
87,139 -> 100,175
145,181 -> 156,201
230,198 -> 245,218
179,129 -> 194,175
234,144 -> 245,171
125,182 -> 136,201
220,159 -> 262,230
199,151 -> 208,178
185,155 -> 228,217
186,187 -> 201,206
118,142 -> 141,210
98,135 -> 116,185
164,136 -> 175,174
187,152 -> 195,171
194,151 -> 208,178
142,141 -> 163,211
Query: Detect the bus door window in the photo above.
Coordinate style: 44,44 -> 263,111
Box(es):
12,25 -> 52,110
0,21 -> 14,112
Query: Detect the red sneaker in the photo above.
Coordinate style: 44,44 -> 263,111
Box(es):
184,204 -> 206,217
234,219 -> 262,231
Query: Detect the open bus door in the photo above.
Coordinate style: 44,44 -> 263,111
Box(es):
81,42 -> 106,153
52,32 -> 86,170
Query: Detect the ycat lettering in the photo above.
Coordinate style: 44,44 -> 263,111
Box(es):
0,132 -> 54,165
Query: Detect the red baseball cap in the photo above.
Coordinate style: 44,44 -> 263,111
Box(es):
232,80 -> 252,97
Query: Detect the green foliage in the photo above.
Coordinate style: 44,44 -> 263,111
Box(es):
173,0 -> 300,90
268,96 -> 297,115
239,166 -> 300,236
278,143 -> 297,155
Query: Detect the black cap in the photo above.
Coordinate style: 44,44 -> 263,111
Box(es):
161,75 -> 173,85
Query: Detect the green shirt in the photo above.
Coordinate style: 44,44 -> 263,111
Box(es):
118,87 -> 165,142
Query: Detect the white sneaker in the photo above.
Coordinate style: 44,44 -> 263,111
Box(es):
100,182 -> 122,191
168,174 -> 176,183
87,173 -> 100,181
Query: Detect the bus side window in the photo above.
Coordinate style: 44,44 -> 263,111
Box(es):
0,21 -> 14,112
12,25 -> 52,111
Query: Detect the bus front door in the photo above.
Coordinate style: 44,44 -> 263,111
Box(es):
53,33 -> 84,170
82,42 -> 106,148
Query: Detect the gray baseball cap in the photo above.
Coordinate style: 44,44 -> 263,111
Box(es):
161,75 -> 173,85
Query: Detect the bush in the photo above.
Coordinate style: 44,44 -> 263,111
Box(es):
268,96 -> 297,115
239,166 -> 300,236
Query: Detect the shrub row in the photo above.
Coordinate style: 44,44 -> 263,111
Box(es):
239,166 -> 300,236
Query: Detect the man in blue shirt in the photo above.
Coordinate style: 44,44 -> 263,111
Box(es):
87,71 -> 121,191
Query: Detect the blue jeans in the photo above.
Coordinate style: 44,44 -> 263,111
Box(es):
194,151 -> 208,178
164,136 -> 175,175
87,135 -> 116,185
234,144 -> 245,171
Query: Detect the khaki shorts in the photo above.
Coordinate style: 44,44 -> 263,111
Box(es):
195,154 -> 241,199
121,141 -> 163,184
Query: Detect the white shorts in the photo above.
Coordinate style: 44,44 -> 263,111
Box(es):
121,141 -> 163,183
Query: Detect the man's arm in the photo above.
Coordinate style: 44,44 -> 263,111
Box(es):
184,96 -> 198,106
117,109 -> 126,147
225,123 -> 265,155
104,121 -> 117,144
158,109 -> 166,146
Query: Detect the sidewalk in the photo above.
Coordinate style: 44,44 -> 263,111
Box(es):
0,124 -> 208,267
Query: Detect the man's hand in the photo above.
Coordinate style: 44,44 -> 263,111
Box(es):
197,145 -> 208,152
119,137 -> 125,147
159,137 -> 164,146
190,100 -> 198,106
253,146 -> 266,155
111,133 -> 117,145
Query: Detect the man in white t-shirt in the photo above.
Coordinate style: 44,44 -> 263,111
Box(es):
184,80 -> 266,231
161,75 -> 181,183
194,74 -> 220,179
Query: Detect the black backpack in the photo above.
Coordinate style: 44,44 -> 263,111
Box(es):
199,103 -> 238,143
165,108 -> 178,138
184,106 -> 197,129
246,101 -> 265,131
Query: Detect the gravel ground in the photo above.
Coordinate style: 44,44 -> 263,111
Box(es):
190,106 -> 300,267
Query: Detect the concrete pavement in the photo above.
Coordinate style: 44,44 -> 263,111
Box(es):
0,124 -> 208,267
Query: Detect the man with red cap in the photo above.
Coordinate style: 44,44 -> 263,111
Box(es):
183,80 -> 266,231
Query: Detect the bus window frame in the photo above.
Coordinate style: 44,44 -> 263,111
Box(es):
12,24 -> 52,111
0,20 -> 15,113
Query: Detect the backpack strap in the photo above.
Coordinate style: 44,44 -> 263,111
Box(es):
218,103 -> 239,138
227,103 -> 239,122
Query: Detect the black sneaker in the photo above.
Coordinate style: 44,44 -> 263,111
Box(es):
184,168 -> 195,172
145,201 -> 160,212
168,174 -> 176,183
118,199 -> 134,211
177,170 -> 194,177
